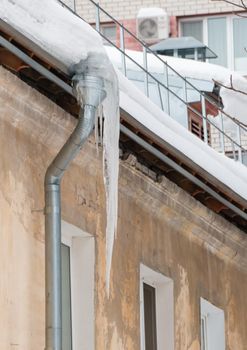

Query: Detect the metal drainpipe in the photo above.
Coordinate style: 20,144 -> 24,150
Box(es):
44,73 -> 106,350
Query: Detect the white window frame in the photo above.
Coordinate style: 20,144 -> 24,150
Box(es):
61,220 -> 95,350
179,14 -> 247,72
180,17 -> 206,42
140,264 -> 174,350
200,298 -> 225,350
201,314 -> 209,350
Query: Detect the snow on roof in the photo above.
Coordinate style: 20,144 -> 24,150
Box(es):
116,68 -> 247,201
0,0 -> 104,68
105,46 -> 232,82
105,46 -> 247,126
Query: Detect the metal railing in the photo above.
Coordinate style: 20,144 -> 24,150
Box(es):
60,0 -> 247,164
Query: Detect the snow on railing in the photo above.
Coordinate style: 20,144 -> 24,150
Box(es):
59,0 -> 247,165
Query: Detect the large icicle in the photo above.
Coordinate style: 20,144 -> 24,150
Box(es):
102,70 -> 120,296
77,53 -> 120,295
76,54 -> 120,295
71,53 -> 120,295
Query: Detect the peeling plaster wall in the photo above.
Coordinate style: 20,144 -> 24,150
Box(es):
1,66 -> 247,350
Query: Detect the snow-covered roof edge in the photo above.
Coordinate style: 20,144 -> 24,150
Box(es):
105,46 -> 247,126
116,68 -> 247,204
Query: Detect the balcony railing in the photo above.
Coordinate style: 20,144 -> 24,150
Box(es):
59,0 -> 247,165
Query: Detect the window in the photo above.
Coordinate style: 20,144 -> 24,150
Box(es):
61,221 -> 95,350
61,243 -> 73,350
181,20 -> 203,41
200,298 -> 225,350
233,18 -> 247,71
180,15 -> 247,71
143,283 -> 157,350
140,264 -> 174,350
101,24 -> 117,44
178,47 -> 206,61
207,17 -> 227,66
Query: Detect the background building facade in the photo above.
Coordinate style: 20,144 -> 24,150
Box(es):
73,0 -> 238,21
64,0 -> 247,72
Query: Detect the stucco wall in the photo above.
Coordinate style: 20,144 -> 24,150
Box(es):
1,66 -> 247,350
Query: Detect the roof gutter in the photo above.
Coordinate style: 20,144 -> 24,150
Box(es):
44,72 -> 106,350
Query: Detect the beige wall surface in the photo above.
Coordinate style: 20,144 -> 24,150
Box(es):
1,66 -> 247,350
62,0 -> 239,22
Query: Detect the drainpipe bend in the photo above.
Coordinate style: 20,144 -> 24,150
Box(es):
44,74 -> 106,350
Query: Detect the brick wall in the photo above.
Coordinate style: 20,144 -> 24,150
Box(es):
118,19 -> 142,51
74,0 -> 238,23
69,0 -> 238,51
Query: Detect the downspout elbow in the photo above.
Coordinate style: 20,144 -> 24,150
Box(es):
44,104 -> 96,186
44,74 -> 106,186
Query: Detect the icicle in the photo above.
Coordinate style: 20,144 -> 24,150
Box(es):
94,108 -> 99,155
94,104 -> 104,156
74,52 -> 120,297
102,68 -> 120,297
98,103 -> 104,146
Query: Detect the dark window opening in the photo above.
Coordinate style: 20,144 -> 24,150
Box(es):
143,283 -> 157,350
61,243 -> 73,350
